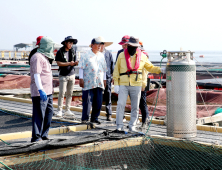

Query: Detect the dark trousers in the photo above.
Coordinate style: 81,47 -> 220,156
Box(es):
139,91 -> 149,123
104,79 -> 112,116
82,88 -> 103,122
31,95 -> 53,142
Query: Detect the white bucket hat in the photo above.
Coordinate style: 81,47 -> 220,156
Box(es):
89,36 -> 113,47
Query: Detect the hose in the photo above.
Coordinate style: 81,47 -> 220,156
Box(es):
0,162 -> 12,170
145,57 -> 165,135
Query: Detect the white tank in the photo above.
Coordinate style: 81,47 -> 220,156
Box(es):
166,51 -> 196,138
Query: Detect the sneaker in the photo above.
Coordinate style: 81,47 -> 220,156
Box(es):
42,137 -> 50,140
117,127 -> 124,131
82,120 -> 89,123
31,138 -> 42,143
91,120 -> 101,124
54,111 -> 63,117
106,115 -> 112,121
141,123 -> 147,128
64,110 -> 75,116
137,119 -> 140,124
129,126 -> 139,132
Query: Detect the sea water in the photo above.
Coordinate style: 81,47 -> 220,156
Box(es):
111,50 -> 222,63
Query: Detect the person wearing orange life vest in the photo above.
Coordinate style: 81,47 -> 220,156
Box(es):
113,36 -> 166,132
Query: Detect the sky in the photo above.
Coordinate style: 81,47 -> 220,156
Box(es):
1,0 -> 222,51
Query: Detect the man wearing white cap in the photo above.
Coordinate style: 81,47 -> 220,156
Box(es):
99,37 -> 114,121
78,37 -> 107,124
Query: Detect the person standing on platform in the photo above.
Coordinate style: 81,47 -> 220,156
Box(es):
139,41 -> 150,128
99,37 -> 114,121
115,35 -> 130,62
54,36 -> 78,117
115,35 -> 130,122
113,36 -> 165,132
78,37 -> 107,124
28,36 -> 43,65
30,36 -> 55,142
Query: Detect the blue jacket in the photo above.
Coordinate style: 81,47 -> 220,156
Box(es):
104,49 -> 114,80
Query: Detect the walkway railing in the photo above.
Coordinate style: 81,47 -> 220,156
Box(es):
0,51 -> 30,60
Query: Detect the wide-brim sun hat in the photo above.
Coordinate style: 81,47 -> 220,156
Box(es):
127,36 -> 140,47
37,36 -> 55,60
89,36 -> 113,47
61,36 -> 78,45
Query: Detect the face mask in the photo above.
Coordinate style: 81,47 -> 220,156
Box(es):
127,46 -> 137,56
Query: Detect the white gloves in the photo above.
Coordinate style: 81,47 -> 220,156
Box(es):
114,85 -> 119,94
160,67 -> 166,74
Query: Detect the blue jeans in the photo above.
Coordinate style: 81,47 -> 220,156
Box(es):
82,88 -> 103,122
31,95 -> 53,142
139,91 -> 149,123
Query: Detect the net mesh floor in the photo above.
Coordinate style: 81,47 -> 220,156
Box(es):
2,137 -> 222,170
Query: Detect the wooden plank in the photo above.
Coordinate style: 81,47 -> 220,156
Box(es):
0,124 -> 90,141
197,113 -> 222,125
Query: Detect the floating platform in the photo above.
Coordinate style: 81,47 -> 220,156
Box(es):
0,97 -> 222,169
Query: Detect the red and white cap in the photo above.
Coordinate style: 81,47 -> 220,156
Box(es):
118,35 -> 130,45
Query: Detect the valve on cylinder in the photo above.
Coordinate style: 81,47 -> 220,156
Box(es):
160,50 -> 167,58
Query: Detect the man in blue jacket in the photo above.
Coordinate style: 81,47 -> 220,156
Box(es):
99,37 -> 114,121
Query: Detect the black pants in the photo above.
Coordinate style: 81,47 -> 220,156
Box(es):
82,88 -> 103,121
139,91 -> 149,123
31,95 -> 53,142
104,80 -> 112,116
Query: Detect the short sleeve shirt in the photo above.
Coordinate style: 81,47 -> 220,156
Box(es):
78,50 -> 107,90
55,49 -> 75,76
30,52 -> 53,97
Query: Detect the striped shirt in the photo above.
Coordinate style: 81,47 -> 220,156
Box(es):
30,52 -> 53,97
